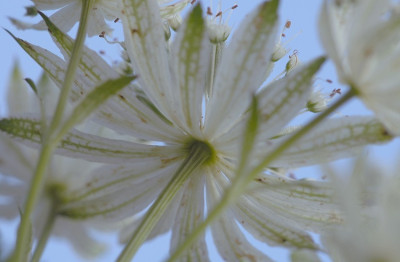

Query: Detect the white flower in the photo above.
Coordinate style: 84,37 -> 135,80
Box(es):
319,0 -> 400,135
323,155 -> 400,262
2,0 -> 392,260
0,64 -> 107,258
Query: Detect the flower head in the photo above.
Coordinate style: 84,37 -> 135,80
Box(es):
2,0 -> 393,259
0,63 -> 108,258
319,0 -> 400,135
323,154 -> 400,261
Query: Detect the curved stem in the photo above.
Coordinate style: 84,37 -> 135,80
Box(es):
31,203 -> 58,262
12,2 -> 93,261
117,141 -> 212,262
168,89 -> 356,261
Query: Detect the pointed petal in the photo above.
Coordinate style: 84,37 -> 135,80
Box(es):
248,175 -> 342,233
216,57 -> 325,157
318,1 -> 347,81
205,173 -> 272,261
34,2 -> 81,33
234,196 -> 318,249
0,133 -> 34,181
0,117 -> 183,164
120,0 -> 176,122
205,0 -> 280,139
60,161 -> 180,221
7,62 -> 36,115
56,75 -> 135,140
170,5 -> 210,135
32,14 -> 183,141
170,174 -> 209,261
270,116 -> 393,167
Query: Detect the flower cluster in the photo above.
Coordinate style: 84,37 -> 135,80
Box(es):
1,0 -> 400,261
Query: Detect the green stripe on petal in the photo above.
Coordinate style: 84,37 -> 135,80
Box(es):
120,0 -> 175,122
171,4 -> 210,135
271,116 -> 393,167
205,0 -> 280,139
55,75 -> 135,141
0,117 -> 182,164
170,174 -> 208,262
215,57 -> 325,161
249,176 -> 342,232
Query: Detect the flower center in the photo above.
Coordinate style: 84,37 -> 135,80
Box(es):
184,139 -> 216,166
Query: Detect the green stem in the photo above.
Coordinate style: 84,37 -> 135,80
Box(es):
47,0 -> 94,138
168,89 -> 356,261
12,2 -> 93,261
31,202 -> 58,262
117,141 -> 213,262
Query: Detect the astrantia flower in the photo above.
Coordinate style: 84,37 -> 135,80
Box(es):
319,0 -> 400,135
323,155 -> 400,262
0,65 -> 107,257
2,0 -> 392,260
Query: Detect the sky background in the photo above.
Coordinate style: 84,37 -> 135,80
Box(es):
1,0 -> 399,261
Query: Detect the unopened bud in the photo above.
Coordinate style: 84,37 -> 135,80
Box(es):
208,23 -> 231,44
285,50 -> 300,74
168,14 -> 182,31
307,91 -> 329,113
271,43 -> 287,62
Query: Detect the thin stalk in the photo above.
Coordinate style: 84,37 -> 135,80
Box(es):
12,1 -> 93,261
206,43 -> 223,99
31,202 -> 58,262
117,142 -> 213,262
168,89 -> 356,261
46,0 -> 94,138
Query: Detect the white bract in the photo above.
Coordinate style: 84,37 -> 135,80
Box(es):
319,0 -> 400,135
1,0 -> 393,260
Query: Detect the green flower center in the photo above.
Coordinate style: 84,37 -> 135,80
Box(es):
184,139 -> 216,166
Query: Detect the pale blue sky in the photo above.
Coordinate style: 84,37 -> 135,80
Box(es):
1,1 -> 399,261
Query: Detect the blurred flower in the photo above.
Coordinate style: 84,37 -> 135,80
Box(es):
319,0 -> 400,135
323,154 -> 400,262
2,0 -> 393,260
0,63 -> 107,258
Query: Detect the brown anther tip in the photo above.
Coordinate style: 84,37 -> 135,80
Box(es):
190,0 -> 196,4
326,79 -> 333,83
232,4 -> 238,9
114,18 -> 119,23
99,50 -> 105,55
216,11 -> 222,17
285,20 -> 292,28
207,7 -> 212,15
99,31 -> 105,38
282,33 -> 286,37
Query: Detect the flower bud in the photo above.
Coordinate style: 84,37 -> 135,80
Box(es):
307,91 -> 329,113
271,43 -> 288,62
207,23 -> 231,44
168,14 -> 182,31
285,50 -> 300,74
